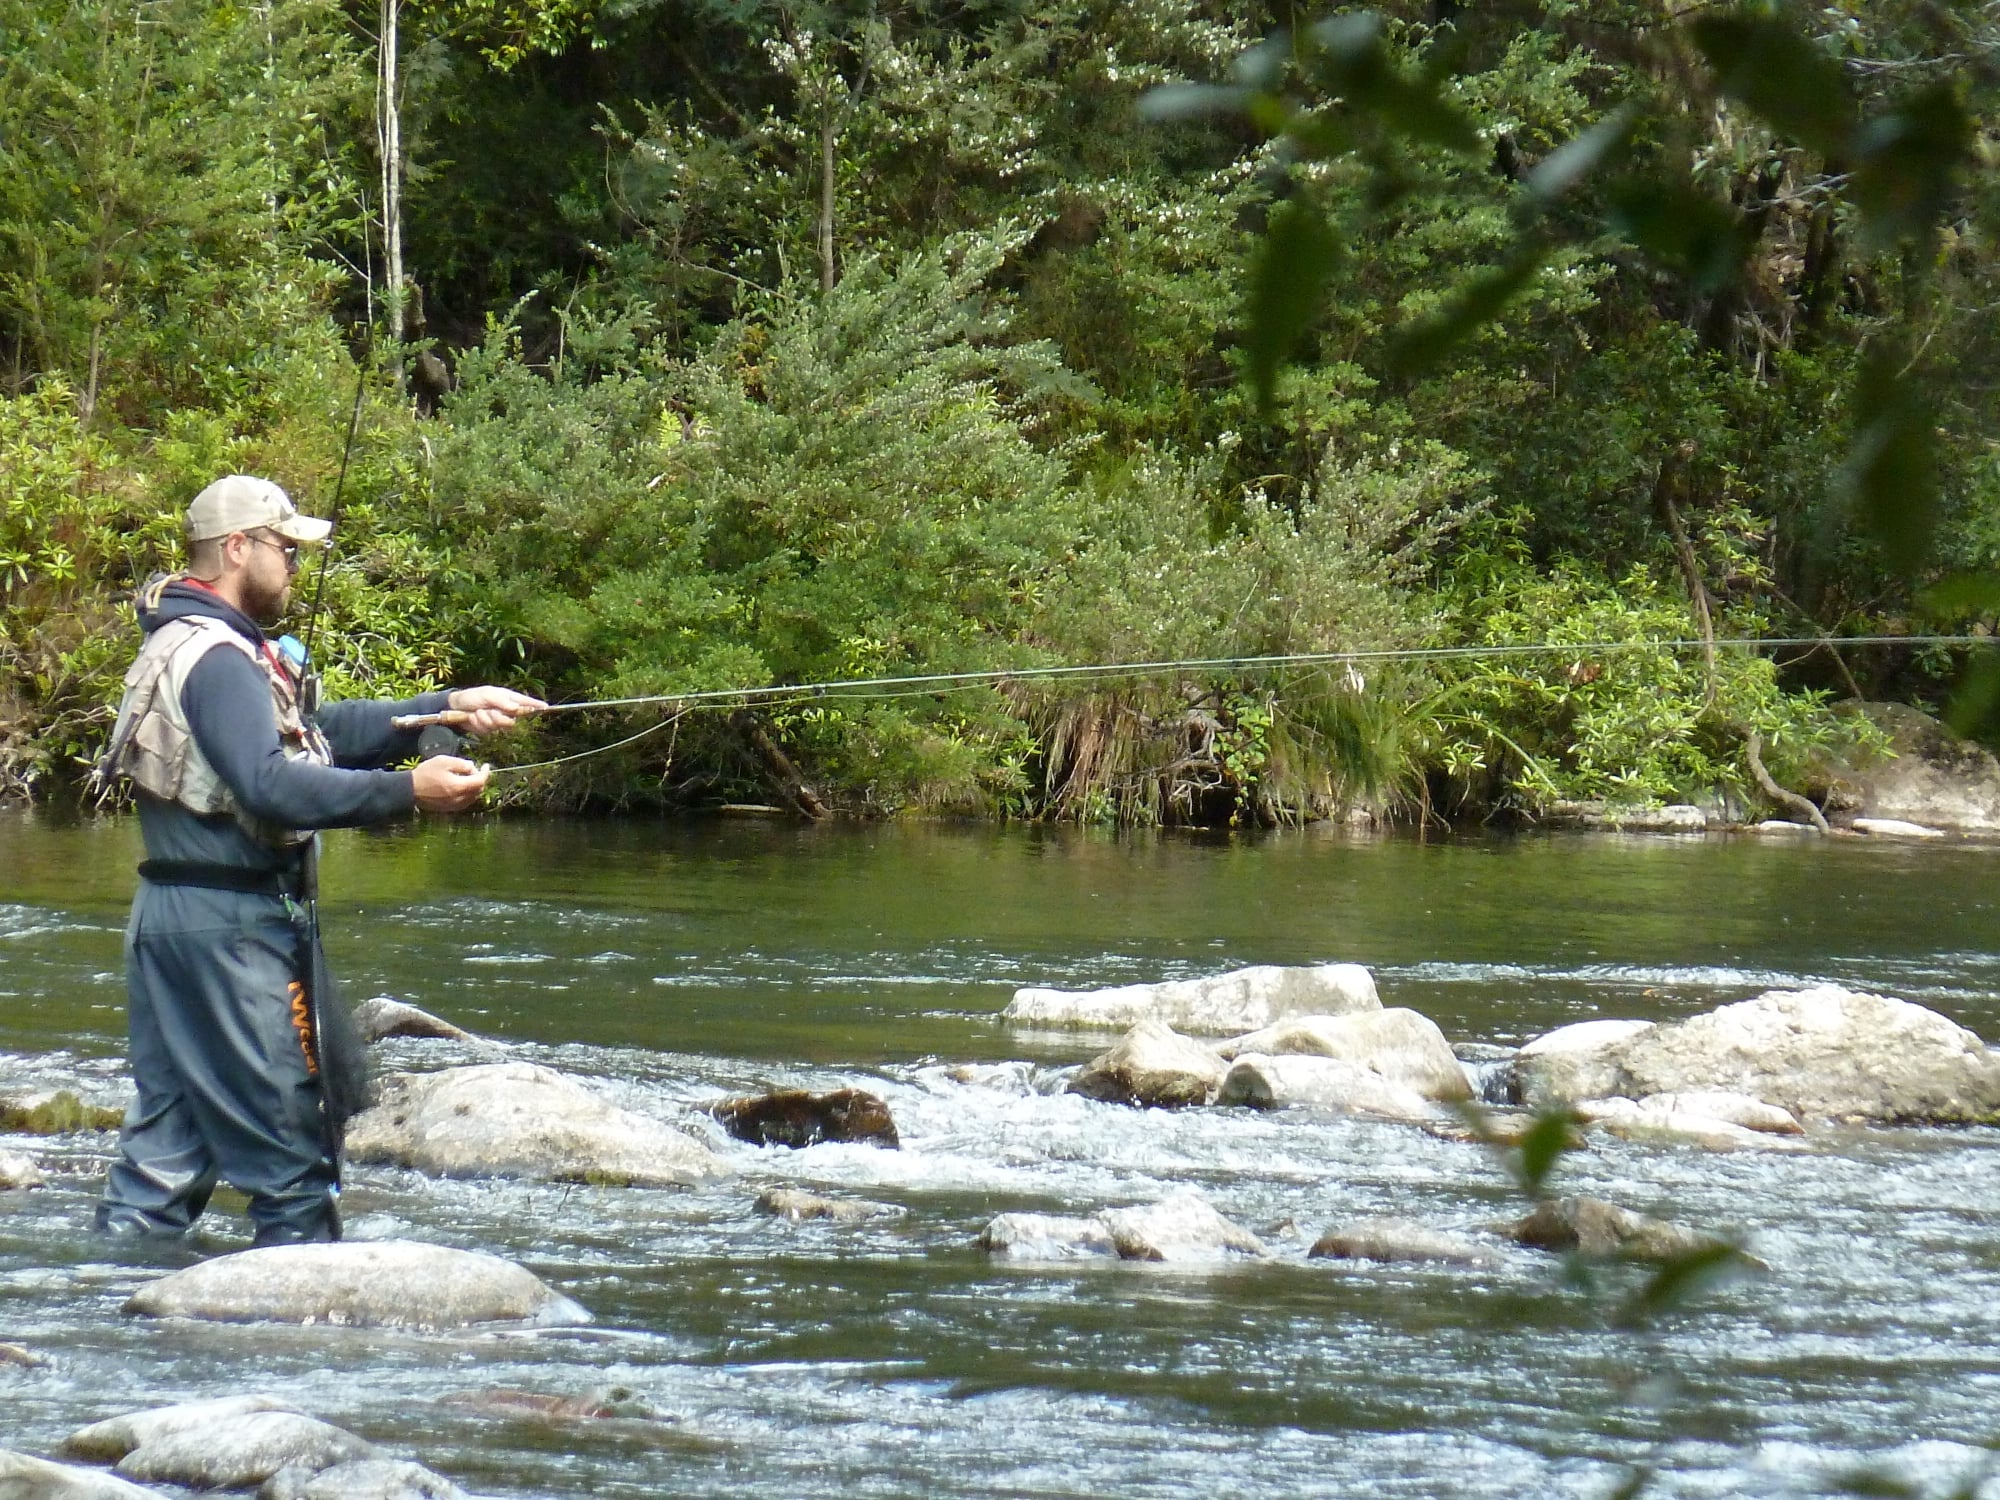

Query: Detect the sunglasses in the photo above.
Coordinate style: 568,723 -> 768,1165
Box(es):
246,532 -> 302,568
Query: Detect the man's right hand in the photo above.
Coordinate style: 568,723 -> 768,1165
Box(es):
412,755 -> 490,813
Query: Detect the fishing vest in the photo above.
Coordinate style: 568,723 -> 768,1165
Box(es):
100,609 -> 332,848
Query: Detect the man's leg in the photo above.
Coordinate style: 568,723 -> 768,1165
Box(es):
124,903 -> 340,1244
97,917 -> 218,1237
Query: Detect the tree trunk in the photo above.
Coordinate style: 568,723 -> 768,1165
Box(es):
818,105 -> 837,293
379,0 -> 406,390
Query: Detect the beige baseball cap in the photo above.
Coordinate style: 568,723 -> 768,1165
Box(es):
185,475 -> 333,545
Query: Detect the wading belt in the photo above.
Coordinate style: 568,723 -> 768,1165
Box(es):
135,859 -> 300,899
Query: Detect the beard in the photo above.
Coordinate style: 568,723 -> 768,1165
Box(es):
243,576 -> 292,627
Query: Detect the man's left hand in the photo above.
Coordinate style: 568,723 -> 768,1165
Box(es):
446,686 -> 548,737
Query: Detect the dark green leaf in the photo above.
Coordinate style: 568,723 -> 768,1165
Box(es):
1615,1241 -> 1756,1328
1304,11 -> 1479,153
1244,196 -> 1342,410
1690,12 -> 1855,158
1524,103 -> 1637,203
1140,82 -> 1252,125
1945,652 -> 2000,742
1838,343 -> 1938,578
1919,572 -> 2000,619
1607,177 -> 1749,293
1388,247 -> 1543,378
1851,84 -> 1973,251
1511,1106 -> 1578,1197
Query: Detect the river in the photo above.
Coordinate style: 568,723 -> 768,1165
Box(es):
2,810 -> 1998,1498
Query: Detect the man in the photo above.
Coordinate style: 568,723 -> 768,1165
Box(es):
93,473 -> 544,1246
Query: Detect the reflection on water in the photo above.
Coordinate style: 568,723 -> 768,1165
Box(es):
2,811 -> 1999,1498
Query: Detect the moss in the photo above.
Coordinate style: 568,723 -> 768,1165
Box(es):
0,1091 -> 123,1134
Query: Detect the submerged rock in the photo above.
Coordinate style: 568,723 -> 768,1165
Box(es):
1574,1091 -> 1806,1145
442,1385 -> 658,1423
754,1188 -> 896,1222
121,1241 -> 591,1330
1308,1218 -> 1501,1268
0,1089 -> 123,1134
1215,1054 -> 1436,1122
1514,1020 -> 1654,1111
351,996 -> 476,1043
1221,1010 -> 1471,1101
0,1150 -> 44,1189
978,1213 -> 1118,1261
345,1062 -> 724,1185
1067,1020 -> 1228,1108
707,1089 -> 899,1149
0,1342 -> 45,1368
0,1450 -> 158,1499
115,1413 -> 377,1490
63,1397 -> 304,1463
1097,1192 -> 1266,1263
1508,1195 -> 1749,1263
259,1458 -> 465,1500
1005,963 -> 1380,1035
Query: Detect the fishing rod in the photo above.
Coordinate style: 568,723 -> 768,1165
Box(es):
387,632 -> 1997,774
289,359 -> 369,718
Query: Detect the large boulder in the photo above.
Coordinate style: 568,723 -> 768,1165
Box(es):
0,1451 -> 158,1500
63,1397 -> 302,1463
1220,1010 -> 1471,1101
1004,963 -> 1379,1035
1514,1020 -> 1654,1111
1215,1054 -> 1436,1122
1531,987 -> 2000,1124
122,1241 -> 591,1330
707,1089 -> 899,1148
1827,702 -> 2000,831
114,1414 -> 377,1490
345,1062 -> 724,1186
1067,1020 -> 1228,1108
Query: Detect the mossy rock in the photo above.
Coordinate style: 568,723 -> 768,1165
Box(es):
0,1090 -> 124,1134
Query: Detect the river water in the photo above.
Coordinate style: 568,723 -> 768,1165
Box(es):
2,810 -> 1998,1499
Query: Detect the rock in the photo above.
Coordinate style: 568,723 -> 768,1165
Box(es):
0,1150 -> 44,1189
345,1062 -> 724,1185
1592,1112 -> 1816,1160
1547,802 -> 1709,832
1851,817 -> 1946,839
115,1413 -> 377,1490
1607,986 -> 2000,1124
707,1089 -> 899,1149
1421,1110 -> 1585,1150
1307,1218 -> 1502,1268
1613,1090 -> 1804,1135
0,1090 -> 123,1134
977,1213 -> 1118,1261
1215,1054 -> 1436,1122
1097,1192 -> 1266,1262
259,1459 -> 465,1500
754,1188 -> 895,1222
63,1397 -> 305,1463
0,1450 -> 160,1499
1066,1020 -> 1227,1108
1828,701 -> 2000,831
1004,963 -> 1380,1035
351,996 -> 475,1043
1220,1010 -> 1471,1101
1751,819 -> 1820,835
0,1343 -> 44,1368
1509,1195 -> 1750,1263
121,1241 -> 591,1329
442,1385 -> 658,1423
1515,1020 -> 1655,1111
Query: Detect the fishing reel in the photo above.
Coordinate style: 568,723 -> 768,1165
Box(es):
277,634 -> 321,717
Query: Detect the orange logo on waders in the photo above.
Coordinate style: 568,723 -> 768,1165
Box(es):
288,981 -> 319,1076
